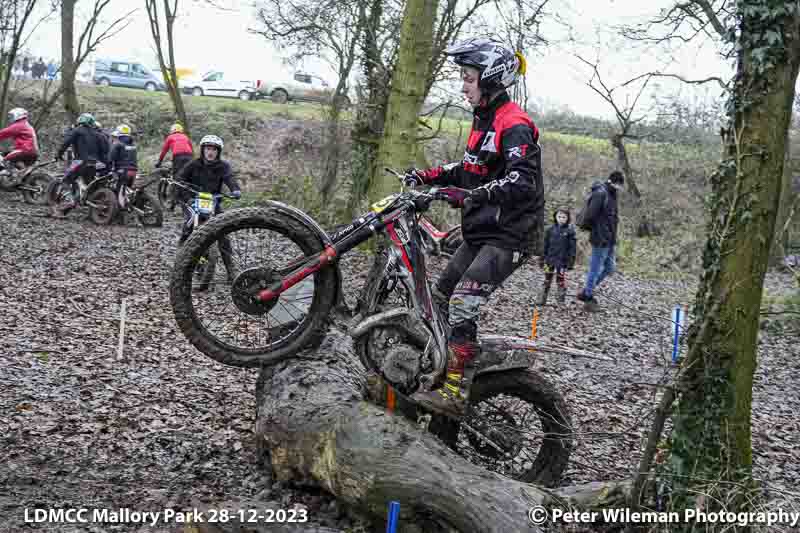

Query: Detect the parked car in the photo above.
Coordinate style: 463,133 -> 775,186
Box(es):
179,70 -> 261,101
257,72 -> 349,106
93,59 -> 166,92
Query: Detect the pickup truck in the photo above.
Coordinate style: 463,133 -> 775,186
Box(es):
257,72 -> 349,106
180,70 -> 261,101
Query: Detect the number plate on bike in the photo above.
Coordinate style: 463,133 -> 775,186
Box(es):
194,193 -> 214,215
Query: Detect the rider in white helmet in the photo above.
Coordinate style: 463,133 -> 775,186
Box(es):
175,134 -> 241,244
0,108 -> 39,182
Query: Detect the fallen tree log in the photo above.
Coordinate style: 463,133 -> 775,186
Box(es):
255,323 -> 547,532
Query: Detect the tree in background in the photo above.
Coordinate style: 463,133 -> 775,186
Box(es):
145,0 -> 189,135
368,0 -> 437,204
56,0 -> 133,125
628,1 -> 800,524
252,0 -> 367,205
0,0 -> 49,121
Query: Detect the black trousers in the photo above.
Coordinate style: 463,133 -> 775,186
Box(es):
435,241 -> 525,343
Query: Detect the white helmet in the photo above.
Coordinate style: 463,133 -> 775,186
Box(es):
200,135 -> 224,158
8,108 -> 28,123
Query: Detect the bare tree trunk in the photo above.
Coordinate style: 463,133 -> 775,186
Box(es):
255,325 -> 547,533
369,0 -> 436,203
663,4 -> 800,522
770,134 -> 793,266
610,133 -> 659,237
61,0 -> 80,123
146,0 -> 189,134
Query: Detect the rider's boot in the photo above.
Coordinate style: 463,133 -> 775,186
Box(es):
412,340 -> 479,419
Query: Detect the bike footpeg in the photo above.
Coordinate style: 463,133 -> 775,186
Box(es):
417,413 -> 432,431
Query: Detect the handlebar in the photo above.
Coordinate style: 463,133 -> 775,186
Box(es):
384,167 -> 469,208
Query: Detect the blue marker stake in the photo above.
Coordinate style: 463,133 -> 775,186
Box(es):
672,305 -> 682,364
386,501 -> 400,533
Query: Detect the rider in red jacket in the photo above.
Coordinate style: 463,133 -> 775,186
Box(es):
0,108 -> 39,177
405,37 -> 543,418
156,123 -> 193,174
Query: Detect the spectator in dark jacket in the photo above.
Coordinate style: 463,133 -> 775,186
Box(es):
536,207 -> 576,305
577,170 -> 624,311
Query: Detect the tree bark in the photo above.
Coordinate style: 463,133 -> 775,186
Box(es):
61,0 -> 80,123
664,3 -> 800,521
255,325 -> 546,533
770,135 -> 794,266
146,0 -> 190,135
369,0 -> 437,204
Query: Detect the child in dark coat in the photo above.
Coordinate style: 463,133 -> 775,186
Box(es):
537,207 -> 577,305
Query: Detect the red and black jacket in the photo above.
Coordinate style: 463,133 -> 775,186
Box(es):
419,91 -> 544,252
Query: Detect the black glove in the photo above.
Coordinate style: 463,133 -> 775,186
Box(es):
57,153 -> 64,161
154,161 -> 161,168
467,188 -> 490,206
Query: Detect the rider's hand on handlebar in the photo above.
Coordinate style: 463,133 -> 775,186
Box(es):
154,161 -> 161,168
436,188 -> 469,208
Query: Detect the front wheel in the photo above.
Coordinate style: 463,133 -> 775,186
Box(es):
433,369 -> 573,487
169,207 -> 339,367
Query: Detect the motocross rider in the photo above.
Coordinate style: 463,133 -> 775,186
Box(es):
404,37 -> 544,418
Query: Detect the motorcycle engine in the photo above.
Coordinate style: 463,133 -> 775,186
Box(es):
380,346 -> 421,392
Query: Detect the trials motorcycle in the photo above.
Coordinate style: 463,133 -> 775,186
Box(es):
170,169 -> 608,485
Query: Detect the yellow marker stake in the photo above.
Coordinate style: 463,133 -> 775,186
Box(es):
531,308 -> 539,339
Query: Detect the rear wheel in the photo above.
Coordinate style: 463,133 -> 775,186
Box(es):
22,172 -> 52,205
192,87 -> 203,97
169,207 -> 339,367
435,369 -> 573,487
87,188 -> 118,225
238,90 -> 251,101
98,78 -> 111,87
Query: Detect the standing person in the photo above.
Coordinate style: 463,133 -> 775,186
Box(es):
22,57 -> 30,80
576,170 -> 625,311
536,207 -> 576,306
47,60 -> 57,80
402,36 -> 543,418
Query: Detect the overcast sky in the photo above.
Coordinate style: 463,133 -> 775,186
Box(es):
20,0 -> 732,119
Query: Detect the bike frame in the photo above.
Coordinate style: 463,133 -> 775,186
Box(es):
254,189 -> 458,383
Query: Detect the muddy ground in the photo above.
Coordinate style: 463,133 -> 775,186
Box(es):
1,194 -> 798,532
